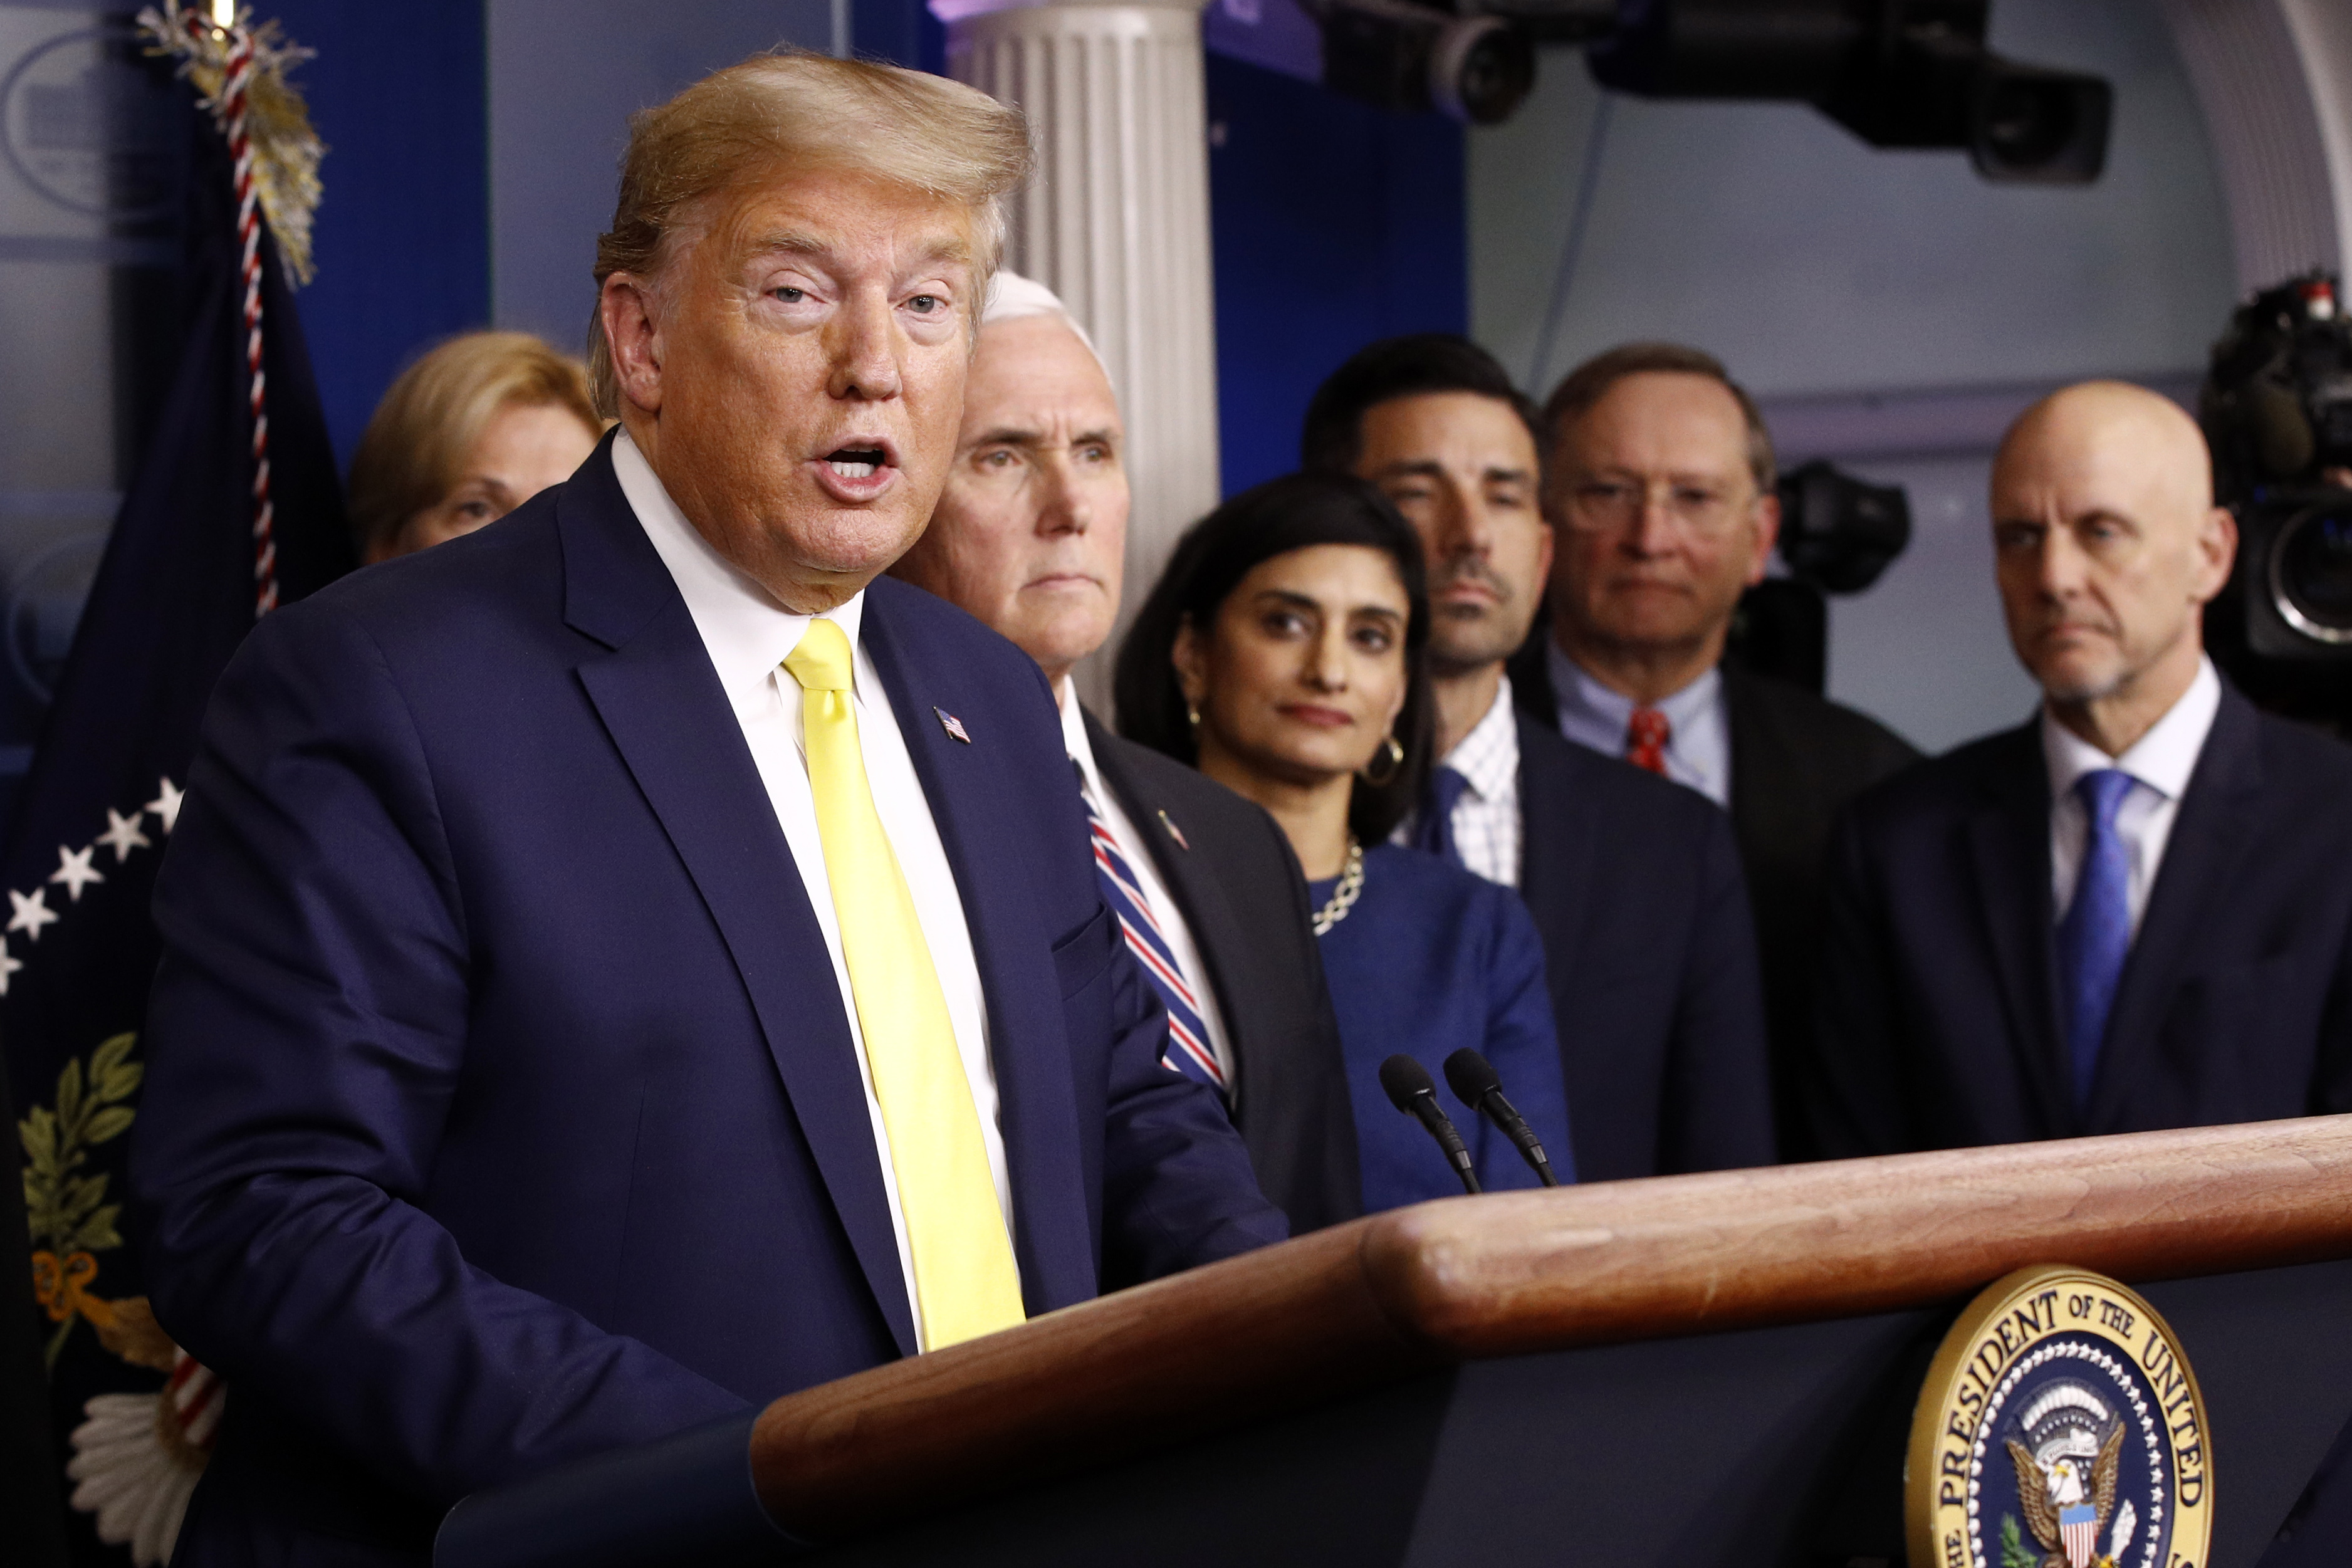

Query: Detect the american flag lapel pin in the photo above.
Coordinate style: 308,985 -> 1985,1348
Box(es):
933,706 -> 971,744
1159,810 -> 1189,850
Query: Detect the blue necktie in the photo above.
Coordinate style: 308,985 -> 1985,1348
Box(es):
1411,765 -> 1471,867
1074,765 -> 1225,1097
2056,768 -> 2136,1112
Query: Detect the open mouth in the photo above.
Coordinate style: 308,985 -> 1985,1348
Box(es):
827,446 -> 887,480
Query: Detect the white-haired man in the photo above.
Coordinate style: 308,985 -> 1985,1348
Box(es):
894,275 -> 1362,1231
131,54 -> 1284,1566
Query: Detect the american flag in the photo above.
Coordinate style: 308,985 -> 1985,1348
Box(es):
2060,1503 -> 2100,1568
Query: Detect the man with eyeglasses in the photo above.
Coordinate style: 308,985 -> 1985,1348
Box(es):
1508,343 -> 1916,1159
1305,335 -> 1774,1180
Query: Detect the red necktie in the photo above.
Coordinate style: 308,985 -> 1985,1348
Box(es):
1625,707 -> 1671,775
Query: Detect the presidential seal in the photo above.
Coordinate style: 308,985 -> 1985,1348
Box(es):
1907,1265 -> 2211,1568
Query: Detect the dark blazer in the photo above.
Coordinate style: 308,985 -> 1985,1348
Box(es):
1511,639 -> 1917,1156
1515,716 -> 1777,1179
1718,666 -> 1920,1152
129,439 -> 1285,1567
1082,711 -> 1363,1230
1808,681 -> 2352,1156
1314,843 -> 1571,1209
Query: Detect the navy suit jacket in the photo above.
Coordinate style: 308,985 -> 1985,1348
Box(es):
1515,718 -> 1777,1179
1083,714 -> 1363,1230
1809,682 -> 2352,1155
129,440 -> 1284,1565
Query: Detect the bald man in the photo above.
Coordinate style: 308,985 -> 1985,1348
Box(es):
1808,381 -> 2352,1156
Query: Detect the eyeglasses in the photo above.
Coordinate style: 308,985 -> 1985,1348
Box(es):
1558,476 -> 1760,537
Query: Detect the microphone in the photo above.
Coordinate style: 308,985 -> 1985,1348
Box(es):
1379,1055 -> 1481,1194
1443,1048 -> 1560,1188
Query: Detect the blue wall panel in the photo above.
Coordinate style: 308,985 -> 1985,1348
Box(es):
269,1 -> 491,471
1206,52 -> 1466,496
853,0 -> 946,75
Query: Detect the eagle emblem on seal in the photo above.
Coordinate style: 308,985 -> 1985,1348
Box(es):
2005,1381 -> 2131,1568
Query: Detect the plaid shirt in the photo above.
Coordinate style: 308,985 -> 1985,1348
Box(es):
1395,676 -> 1522,888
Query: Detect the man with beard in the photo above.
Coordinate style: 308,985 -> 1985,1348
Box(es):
1303,335 -> 1774,1179
1810,381 -> 2352,1154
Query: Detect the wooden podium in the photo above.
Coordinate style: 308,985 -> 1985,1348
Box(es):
436,1117 -> 2352,1567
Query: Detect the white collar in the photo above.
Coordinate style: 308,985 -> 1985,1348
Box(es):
1058,678 -> 1101,780
1552,642 -> 1720,731
2041,655 -> 2222,805
1443,673 -> 1521,802
612,427 -> 865,701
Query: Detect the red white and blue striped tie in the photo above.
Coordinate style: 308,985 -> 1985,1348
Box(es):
1076,769 -> 1226,1097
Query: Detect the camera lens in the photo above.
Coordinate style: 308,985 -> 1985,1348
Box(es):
1978,78 -> 2076,172
1429,17 -> 1533,126
2272,503 -> 2352,644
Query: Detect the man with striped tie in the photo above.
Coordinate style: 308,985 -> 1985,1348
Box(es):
1809,381 -> 2352,1155
129,55 -> 1284,1568
894,273 -> 1361,1231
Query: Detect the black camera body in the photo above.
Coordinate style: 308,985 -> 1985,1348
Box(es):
2225,488 -> 2352,662
2204,273 -> 2352,495
2201,272 -> 2352,729
1301,0 -> 2110,179
1724,460 -> 1913,693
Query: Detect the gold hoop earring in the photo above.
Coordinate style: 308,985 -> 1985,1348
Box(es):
1359,734 -> 1404,788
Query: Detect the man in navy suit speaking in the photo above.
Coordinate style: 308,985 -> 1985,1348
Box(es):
130,52 -> 1285,1565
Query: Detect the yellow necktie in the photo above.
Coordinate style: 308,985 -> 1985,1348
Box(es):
782,619 -> 1024,1351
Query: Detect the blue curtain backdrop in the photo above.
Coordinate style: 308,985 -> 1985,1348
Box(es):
1206,51 -> 1468,496
267,0 -> 491,471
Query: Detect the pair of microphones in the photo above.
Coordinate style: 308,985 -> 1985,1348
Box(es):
1378,1050 -> 1560,1195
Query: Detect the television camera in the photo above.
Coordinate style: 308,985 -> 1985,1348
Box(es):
2201,271 -> 2352,731
1303,0 -> 2111,186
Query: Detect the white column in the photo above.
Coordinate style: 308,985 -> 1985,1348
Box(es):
933,0 -> 1223,714
2159,0 -> 2349,289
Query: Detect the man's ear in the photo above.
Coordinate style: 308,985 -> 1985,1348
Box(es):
2190,504 -> 2238,604
1745,491 -> 1782,588
600,274 -> 665,416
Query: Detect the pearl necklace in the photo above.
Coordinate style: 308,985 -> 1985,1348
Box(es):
1312,839 -> 1365,936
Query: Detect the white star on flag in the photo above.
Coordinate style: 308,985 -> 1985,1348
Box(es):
96,808 -> 152,863
8,887 -> 58,942
147,777 -> 185,835
0,942 -> 20,996
48,844 -> 104,902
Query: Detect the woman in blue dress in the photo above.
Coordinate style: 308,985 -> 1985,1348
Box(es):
1115,473 -> 1573,1211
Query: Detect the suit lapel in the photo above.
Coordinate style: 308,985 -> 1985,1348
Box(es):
1083,713 -> 1257,1107
1962,726 -> 2072,1136
2086,687 -> 2265,1124
1722,667 -> 1770,857
1513,718 -> 1597,956
860,585 -> 1094,1315
558,446 -> 916,1357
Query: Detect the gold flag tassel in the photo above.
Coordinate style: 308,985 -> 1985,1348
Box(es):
136,0 -> 325,286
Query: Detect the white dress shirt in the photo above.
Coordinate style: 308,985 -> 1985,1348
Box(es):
1395,674 -> 1523,888
614,431 -> 1014,1339
1550,641 -> 1732,808
2045,656 -> 2222,936
1058,684 -> 1239,1097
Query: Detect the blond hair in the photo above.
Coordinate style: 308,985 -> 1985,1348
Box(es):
348,332 -> 599,558
588,50 -> 1034,416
